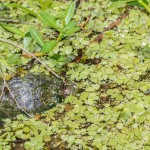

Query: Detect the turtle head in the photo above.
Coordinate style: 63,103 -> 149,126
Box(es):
62,81 -> 77,98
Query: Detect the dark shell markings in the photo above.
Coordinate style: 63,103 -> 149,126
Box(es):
0,74 -> 76,116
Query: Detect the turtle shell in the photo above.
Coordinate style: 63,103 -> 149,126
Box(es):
0,74 -> 63,115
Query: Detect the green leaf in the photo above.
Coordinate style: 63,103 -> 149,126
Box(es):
42,40 -> 57,53
40,0 -> 53,10
67,135 -> 75,145
23,127 -> 30,133
5,3 -> 38,17
50,54 -> 61,60
29,27 -> 44,47
65,26 -> 80,36
7,54 -> 20,64
116,123 -> 124,129
109,0 -> 135,9
57,33 -> 65,41
0,23 -> 25,37
64,2 -> 76,25
23,33 -> 32,49
62,21 -> 76,32
40,12 -> 60,31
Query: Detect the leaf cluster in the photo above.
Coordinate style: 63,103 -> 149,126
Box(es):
0,2 -> 80,64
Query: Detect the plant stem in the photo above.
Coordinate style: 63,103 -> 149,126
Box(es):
0,38 -> 62,80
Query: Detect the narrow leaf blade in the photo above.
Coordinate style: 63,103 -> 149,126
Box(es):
64,2 -> 76,25
42,40 -> 57,53
40,12 -> 59,31
29,27 -> 44,47
0,23 -> 25,37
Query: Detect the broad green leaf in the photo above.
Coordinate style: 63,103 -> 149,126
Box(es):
64,2 -> 76,25
62,21 -> 76,32
5,3 -> 38,17
29,27 -> 44,47
109,0 -> 134,9
7,54 -> 20,64
42,40 -> 57,53
65,26 -> 80,36
0,23 -> 25,37
40,12 -> 60,31
23,35 -> 32,49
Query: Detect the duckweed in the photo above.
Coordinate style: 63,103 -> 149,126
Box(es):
0,0 -> 150,149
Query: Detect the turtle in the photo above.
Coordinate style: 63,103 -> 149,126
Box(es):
0,74 -> 76,118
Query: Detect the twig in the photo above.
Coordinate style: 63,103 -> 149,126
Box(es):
0,38 -> 62,79
0,106 -> 12,118
0,69 -> 32,117
90,33 -> 104,44
0,79 -> 12,117
104,13 -> 128,32
0,19 -> 36,25
91,12 -> 129,43
22,52 -> 44,58
0,84 -> 5,100
81,14 -> 91,30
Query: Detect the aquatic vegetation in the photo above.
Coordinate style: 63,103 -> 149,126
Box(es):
0,0 -> 150,149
